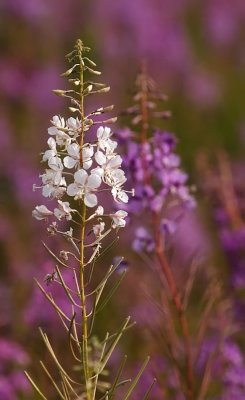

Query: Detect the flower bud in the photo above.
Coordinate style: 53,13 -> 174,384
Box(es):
86,67 -> 101,75
52,89 -> 66,97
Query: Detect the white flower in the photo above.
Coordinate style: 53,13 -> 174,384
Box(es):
67,169 -> 101,207
41,169 -> 66,198
32,205 -> 53,220
63,144 -> 94,170
48,115 -> 71,147
54,200 -> 75,220
82,145 -> 94,169
42,137 -> 64,172
95,150 -> 122,169
67,117 -> 81,138
110,210 -> 128,228
50,115 -> 65,130
111,186 -> 129,203
97,126 -> 117,152
93,155 -> 123,191
93,221 -> 105,237
42,138 -> 57,162
106,168 -> 127,188
64,143 -> 80,169
95,206 -> 104,215
48,155 -> 63,172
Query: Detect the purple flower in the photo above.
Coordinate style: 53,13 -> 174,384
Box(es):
132,227 -> 155,253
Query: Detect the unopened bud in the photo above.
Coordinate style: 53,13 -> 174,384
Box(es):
84,57 -> 97,67
84,118 -> 94,127
96,86 -> 110,93
61,64 -> 79,77
103,117 -> 117,124
132,115 -> 142,125
52,89 -> 66,97
102,105 -> 114,113
47,222 -> 58,236
86,67 -> 101,75
83,84 -> 93,95
92,82 -> 106,88
69,107 -> 79,113
68,79 -> 80,86
60,250 -> 69,261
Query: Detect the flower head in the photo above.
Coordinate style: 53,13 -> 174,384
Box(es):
32,205 -> 53,221
67,169 -> 101,207
110,210 -> 128,228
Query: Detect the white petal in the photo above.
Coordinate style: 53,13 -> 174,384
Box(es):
114,210 -> 128,218
52,115 -> 65,128
67,183 -> 79,196
95,151 -> 106,166
91,167 -> 104,177
54,208 -> 62,220
108,155 -> 122,169
47,137 -> 56,150
97,126 -> 104,139
84,193 -> 98,208
64,156 -> 78,169
83,159 -> 92,170
83,146 -> 94,159
59,177 -> 67,187
42,185 -> 53,197
43,150 -> 55,162
38,205 -> 52,214
67,117 -> 76,130
67,117 -> 81,131
95,206 -> 104,215
51,115 -> 60,125
57,200 -> 71,212
48,157 -> 63,171
32,210 -> 44,220
67,143 -> 80,158
53,171 -> 62,185
107,138 -> 117,151
74,169 -> 88,185
87,173 -> 101,189
48,126 -> 58,135
118,191 -> 129,203
103,127 -> 111,138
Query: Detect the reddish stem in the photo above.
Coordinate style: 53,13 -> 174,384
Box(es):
153,212 -> 193,399
138,67 -> 194,399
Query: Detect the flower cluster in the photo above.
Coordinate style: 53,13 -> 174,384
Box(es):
120,130 -> 195,213
197,153 -> 245,328
0,339 -> 30,400
33,121 -> 129,230
118,129 -> 195,252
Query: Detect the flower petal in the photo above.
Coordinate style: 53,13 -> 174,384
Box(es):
67,183 -> 79,196
84,193 -> 98,208
64,156 -> 78,169
95,151 -> 106,166
83,159 -> 92,170
74,169 -> 88,185
67,143 -> 80,158
87,173 -> 101,189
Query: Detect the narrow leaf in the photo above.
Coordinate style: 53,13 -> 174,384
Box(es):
121,357 -> 150,400
24,371 -> 48,400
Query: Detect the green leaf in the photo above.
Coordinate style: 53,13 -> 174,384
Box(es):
121,357 -> 150,400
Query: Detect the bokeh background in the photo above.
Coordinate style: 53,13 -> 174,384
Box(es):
0,1 -> 245,398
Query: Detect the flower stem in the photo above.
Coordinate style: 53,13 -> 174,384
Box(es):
153,212 -> 193,399
139,67 -> 193,399
78,40 -> 91,400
